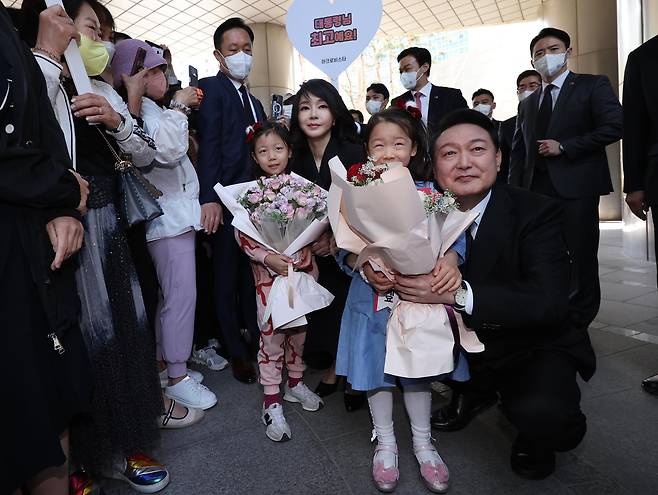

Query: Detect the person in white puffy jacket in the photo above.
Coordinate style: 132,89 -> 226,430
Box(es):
113,39 -> 218,412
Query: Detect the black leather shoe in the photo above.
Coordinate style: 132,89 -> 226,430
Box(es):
430,391 -> 497,431
314,380 -> 339,397
344,390 -> 366,412
231,357 -> 256,384
641,373 -> 658,395
510,436 -> 555,480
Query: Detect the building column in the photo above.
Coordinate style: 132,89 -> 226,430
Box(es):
539,0 -> 622,221
247,22 -> 296,115
617,0 -> 657,261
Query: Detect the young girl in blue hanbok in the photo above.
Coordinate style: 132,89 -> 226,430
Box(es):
335,107 -> 468,493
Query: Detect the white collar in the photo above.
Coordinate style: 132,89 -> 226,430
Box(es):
230,77 -> 244,91
543,69 -> 570,90
414,81 -> 432,97
466,189 -> 492,237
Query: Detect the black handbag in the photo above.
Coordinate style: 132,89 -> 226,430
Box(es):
97,127 -> 163,227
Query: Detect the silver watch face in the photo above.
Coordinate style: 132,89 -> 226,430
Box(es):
455,288 -> 467,306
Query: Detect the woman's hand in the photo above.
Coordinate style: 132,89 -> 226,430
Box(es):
35,5 -> 79,60
293,246 -> 313,271
46,216 -> 84,270
70,170 -> 89,215
173,86 -> 202,110
363,263 -> 395,293
395,273 -> 456,304
311,230 -> 332,257
70,93 -> 122,130
265,253 -> 293,276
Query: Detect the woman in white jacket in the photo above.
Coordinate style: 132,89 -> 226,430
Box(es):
113,40 -> 218,412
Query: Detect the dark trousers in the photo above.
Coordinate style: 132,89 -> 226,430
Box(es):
211,221 -> 259,360
638,207 -> 655,381
531,170 -> 601,329
125,222 -> 160,332
454,349 -> 586,452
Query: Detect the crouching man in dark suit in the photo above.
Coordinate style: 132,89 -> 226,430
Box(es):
394,110 -> 596,479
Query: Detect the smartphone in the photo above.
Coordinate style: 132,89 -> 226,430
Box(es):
130,47 -> 147,76
271,94 -> 284,119
146,41 -> 164,57
189,65 -> 199,87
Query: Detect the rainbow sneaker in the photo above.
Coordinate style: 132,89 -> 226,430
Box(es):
112,452 -> 170,493
69,469 -> 104,495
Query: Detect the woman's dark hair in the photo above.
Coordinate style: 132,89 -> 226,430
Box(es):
289,79 -> 359,151
19,0 -> 101,47
364,108 -> 431,182
95,1 -> 114,30
249,121 -> 292,178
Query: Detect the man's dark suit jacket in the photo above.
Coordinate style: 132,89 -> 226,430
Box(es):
498,115 -> 516,184
197,71 -> 266,202
509,72 -> 622,198
462,185 -> 596,380
391,84 -> 467,136
622,35 -> 658,207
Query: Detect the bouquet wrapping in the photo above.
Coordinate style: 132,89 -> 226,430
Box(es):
327,157 -> 484,378
215,174 -> 334,330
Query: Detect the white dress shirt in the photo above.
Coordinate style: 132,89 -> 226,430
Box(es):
462,190 -> 492,314
538,69 -> 570,110
412,81 -> 432,126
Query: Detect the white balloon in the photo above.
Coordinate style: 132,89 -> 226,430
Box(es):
286,0 -> 382,82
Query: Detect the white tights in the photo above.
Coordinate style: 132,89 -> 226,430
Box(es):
367,383 -> 434,467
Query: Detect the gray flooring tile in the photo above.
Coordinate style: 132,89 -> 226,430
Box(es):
588,328 -> 647,357
600,281 -> 656,302
594,300 -> 658,327
626,291 -> 658,307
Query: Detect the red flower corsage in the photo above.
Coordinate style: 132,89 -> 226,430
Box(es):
245,122 -> 263,143
395,98 -> 422,120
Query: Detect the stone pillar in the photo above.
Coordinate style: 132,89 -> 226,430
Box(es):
618,0 -> 657,261
247,22 -> 295,116
539,0 -> 622,221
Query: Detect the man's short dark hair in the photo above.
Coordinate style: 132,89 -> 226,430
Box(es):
471,88 -> 494,101
430,109 -> 500,161
397,47 -> 432,76
367,83 -> 389,100
213,17 -> 254,50
349,109 -> 364,123
530,27 -> 571,55
516,69 -> 541,87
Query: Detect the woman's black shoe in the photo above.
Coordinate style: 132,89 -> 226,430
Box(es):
315,380 -> 339,397
343,390 -> 366,412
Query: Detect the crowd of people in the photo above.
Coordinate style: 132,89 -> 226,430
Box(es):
1,1 -> 656,494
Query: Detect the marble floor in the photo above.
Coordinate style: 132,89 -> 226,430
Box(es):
104,224 -> 658,495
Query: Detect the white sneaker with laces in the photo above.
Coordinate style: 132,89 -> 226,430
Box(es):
190,345 -> 229,371
283,382 -> 324,411
165,376 -> 217,410
262,403 -> 291,442
158,368 -> 204,388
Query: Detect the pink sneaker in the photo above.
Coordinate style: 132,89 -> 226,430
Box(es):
414,444 -> 450,493
372,443 -> 399,493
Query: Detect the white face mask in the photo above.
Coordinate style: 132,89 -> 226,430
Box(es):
282,104 -> 293,119
534,52 -> 567,79
474,103 -> 492,117
400,69 -> 422,90
221,50 -> 253,81
102,41 -> 115,63
517,90 -> 535,102
366,100 -> 384,115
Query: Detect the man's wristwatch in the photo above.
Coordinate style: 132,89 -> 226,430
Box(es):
558,143 -> 565,154
453,281 -> 468,312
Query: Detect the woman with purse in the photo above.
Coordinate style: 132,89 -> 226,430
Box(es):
112,40 -> 217,411
19,1 -> 171,492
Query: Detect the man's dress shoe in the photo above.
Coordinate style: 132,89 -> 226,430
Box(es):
641,373 -> 658,395
430,392 -> 497,431
231,357 -> 256,384
510,436 -> 555,480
